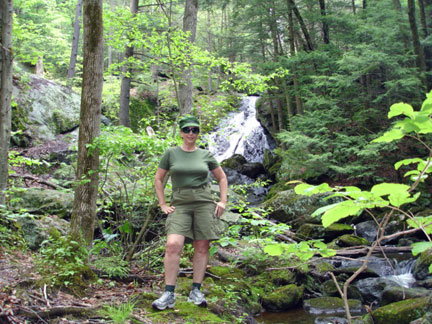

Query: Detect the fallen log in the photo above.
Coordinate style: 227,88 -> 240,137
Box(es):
19,305 -> 99,320
335,245 -> 412,256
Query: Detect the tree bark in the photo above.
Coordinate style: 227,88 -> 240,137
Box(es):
288,7 -> 303,115
408,0 -> 428,86
67,0 -> 83,80
392,0 -> 412,50
319,0 -> 330,44
178,0 -> 198,115
352,0 -> 356,14
0,0 -> 13,206
418,0 -> 428,37
70,0 -> 104,246
363,0 -> 367,9
287,0 -> 313,51
107,0 -> 115,70
119,0 -> 138,127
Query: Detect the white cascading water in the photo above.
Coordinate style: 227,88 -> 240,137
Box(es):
207,96 -> 273,163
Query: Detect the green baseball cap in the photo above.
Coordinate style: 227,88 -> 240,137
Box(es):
179,116 -> 200,128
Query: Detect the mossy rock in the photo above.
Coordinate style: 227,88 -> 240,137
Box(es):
352,313 -> 374,324
269,269 -> 296,286
208,266 -> 245,280
261,284 -> 304,312
381,286 -> 430,306
372,297 -> 428,324
220,154 -> 247,170
414,248 -> 432,280
313,260 -> 335,274
333,234 -> 370,247
321,279 -> 363,300
135,293 -> 226,323
303,297 -> 363,315
297,223 -> 353,241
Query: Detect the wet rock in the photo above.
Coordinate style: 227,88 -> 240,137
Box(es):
261,284 -> 303,312
303,296 -> 363,315
413,248 -> 432,280
381,286 -> 430,306
238,162 -> 266,179
372,297 -> 428,324
315,316 -> 348,324
221,154 -> 247,170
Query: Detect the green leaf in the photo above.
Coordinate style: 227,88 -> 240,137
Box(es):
264,244 -> 285,256
372,128 -> 405,143
321,200 -> 362,227
407,215 -> 432,234
395,158 -> 424,170
388,103 -> 414,118
371,183 -> 410,197
411,241 -> 432,256
311,202 -> 341,218
294,183 -> 332,196
429,264 -> 432,274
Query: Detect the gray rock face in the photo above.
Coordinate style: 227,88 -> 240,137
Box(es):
13,74 -> 80,144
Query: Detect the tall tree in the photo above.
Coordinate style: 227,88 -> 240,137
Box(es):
408,0 -> 427,86
288,0 -> 314,52
119,0 -> 139,127
178,0 -> 198,115
319,0 -> 330,44
418,0 -> 428,37
0,0 -> 13,206
70,0 -> 104,246
67,0 -> 83,80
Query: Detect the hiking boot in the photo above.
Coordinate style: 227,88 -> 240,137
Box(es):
152,291 -> 175,310
187,288 -> 207,307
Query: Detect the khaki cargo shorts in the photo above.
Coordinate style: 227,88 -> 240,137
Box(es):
166,184 -> 221,241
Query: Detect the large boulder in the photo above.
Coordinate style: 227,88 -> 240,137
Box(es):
261,189 -> 342,228
12,73 -> 80,145
381,286 -> 430,306
372,297 -> 428,324
296,223 -> 354,242
12,188 -> 74,218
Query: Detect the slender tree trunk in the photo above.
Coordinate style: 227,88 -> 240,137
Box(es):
0,0 -> 13,206
393,0 -> 412,50
287,0 -> 313,51
67,0 -> 83,80
178,0 -> 198,115
319,0 -> 330,44
119,0 -> 138,127
363,0 -> 367,9
207,9 -> 212,92
288,7 -> 303,115
107,0 -> 115,70
70,0 -> 104,246
352,0 -> 356,14
418,0 -> 429,37
268,97 -> 278,133
408,0 -> 428,87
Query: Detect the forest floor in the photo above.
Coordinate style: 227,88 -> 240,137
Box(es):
0,248 -> 170,323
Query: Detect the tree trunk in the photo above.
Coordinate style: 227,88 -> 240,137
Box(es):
287,0 -> 313,51
418,0 -> 428,37
363,0 -> 367,9
178,0 -> 198,115
67,0 -> 83,80
268,97 -> 278,133
0,0 -> 13,206
207,9 -> 212,92
408,0 -> 428,87
319,0 -> 330,44
352,0 -> 356,14
107,0 -> 115,70
70,0 -> 104,246
119,0 -> 138,127
288,7 -> 303,115
392,0 -> 412,50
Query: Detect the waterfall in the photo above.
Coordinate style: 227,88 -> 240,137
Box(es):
207,96 -> 274,163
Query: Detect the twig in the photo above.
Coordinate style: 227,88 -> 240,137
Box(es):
9,174 -> 61,189
43,285 -> 50,307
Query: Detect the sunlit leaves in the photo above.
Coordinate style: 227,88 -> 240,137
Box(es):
264,240 -> 336,260
407,216 -> 432,234
411,241 -> 432,256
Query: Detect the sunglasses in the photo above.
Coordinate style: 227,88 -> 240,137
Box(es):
181,127 -> 200,134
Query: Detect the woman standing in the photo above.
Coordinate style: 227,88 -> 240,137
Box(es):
152,116 -> 228,310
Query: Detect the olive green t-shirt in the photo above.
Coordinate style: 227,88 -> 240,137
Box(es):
158,147 -> 219,189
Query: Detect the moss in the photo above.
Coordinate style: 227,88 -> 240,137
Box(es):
208,266 -> 246,280
269,269 -> 296,286
314,261 -> 335,274
414,248 -> 432,280
372,297 -> 428,324
261,284 -> 304,311
333,234 -> 370,247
